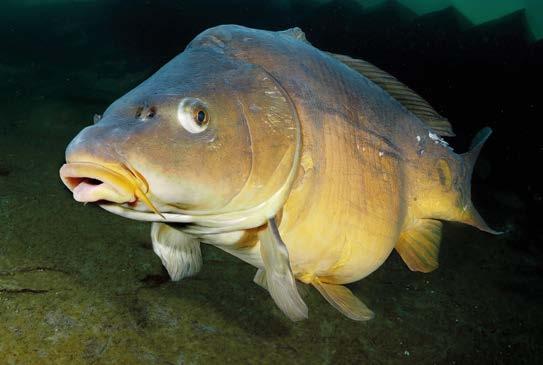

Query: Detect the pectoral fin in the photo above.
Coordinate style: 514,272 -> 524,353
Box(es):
253,268 -> 268,290
312,278 -> 374,321
258,218 -> 308,321
395,219 -> 442,273
151,223 -> 202,281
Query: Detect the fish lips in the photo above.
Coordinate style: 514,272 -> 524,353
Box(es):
59,162 -> 137,204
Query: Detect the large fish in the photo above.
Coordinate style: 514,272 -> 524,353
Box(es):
60,25 -> 499,321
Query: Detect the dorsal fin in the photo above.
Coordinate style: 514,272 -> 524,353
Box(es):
278,27 -> 311,45
327,52 -> 455,137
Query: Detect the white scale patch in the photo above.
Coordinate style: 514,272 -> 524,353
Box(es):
428,131 -> 452,150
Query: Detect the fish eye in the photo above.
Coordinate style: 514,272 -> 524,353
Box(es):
177,98 -> 209,133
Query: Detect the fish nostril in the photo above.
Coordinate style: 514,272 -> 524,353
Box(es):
135,106 -> 143,118
135,105 -> 156,119
147,106 -> 157,118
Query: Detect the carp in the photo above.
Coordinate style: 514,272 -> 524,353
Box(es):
60,25 -> 499,321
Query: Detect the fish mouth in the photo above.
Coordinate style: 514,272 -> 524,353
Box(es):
59,162 -> 162,216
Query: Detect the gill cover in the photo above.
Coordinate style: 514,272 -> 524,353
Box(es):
223,66 -> 301,213
180,64 -> 301,232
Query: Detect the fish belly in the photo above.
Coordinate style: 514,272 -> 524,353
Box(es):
199,229 -> 264,268
281,114 -> 405,285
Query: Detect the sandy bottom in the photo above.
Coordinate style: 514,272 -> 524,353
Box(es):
0,92 -> 540,364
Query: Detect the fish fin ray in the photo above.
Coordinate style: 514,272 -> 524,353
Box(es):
464,127 -> 492,171
258,218 -> 308,321
396,219 -> 442,273
253,268 -> 268,290
459,127 -> 502,235
312,278 -> 374,321
254,268 -> 309,295
326,52 -> 454,137
151,223 -> 202,281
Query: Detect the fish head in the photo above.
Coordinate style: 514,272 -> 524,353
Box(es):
60,36 -> 301,228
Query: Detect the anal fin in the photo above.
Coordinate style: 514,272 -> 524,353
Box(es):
396,219 -> 442,273
312,278 -> 374,321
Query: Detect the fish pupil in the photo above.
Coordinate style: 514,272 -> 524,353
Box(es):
197,110 -> 206,124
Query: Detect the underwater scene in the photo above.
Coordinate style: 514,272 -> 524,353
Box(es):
1,0 -> 541,364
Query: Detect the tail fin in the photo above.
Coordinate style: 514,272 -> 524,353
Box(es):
460,127 -> 502,235
463,127 -> 492,169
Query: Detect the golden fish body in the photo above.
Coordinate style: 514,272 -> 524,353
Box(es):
61,25 -> 498,321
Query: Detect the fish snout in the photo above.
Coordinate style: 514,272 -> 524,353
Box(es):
59,162 -> 138,204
